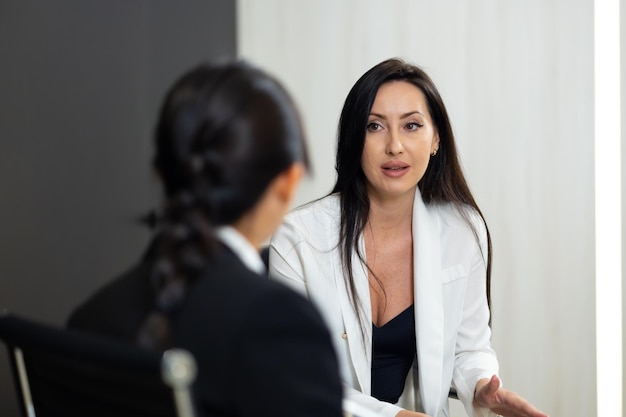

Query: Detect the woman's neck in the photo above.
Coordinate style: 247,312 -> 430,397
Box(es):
366,189 -> 415,232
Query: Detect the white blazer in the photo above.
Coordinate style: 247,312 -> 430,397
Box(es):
269,192 -> 499,417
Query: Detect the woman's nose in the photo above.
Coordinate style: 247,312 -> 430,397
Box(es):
385,130 -> 404,155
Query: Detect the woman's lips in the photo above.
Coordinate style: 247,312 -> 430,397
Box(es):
381,161 -> 409,178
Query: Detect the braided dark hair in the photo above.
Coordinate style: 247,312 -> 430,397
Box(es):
137,61 -> 309,349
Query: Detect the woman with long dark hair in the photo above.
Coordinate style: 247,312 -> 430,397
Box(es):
269,58 -> 546,417
68,60 -> 343,417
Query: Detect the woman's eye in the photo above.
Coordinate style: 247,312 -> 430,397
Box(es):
406,122 -> 423,131
366,122 -> 382,132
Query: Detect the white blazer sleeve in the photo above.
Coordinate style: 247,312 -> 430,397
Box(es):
451,213 -> 499,417
267,230 -> 309,295
344,386 -> 403,417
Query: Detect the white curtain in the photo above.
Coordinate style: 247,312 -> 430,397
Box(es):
237,1 -> 596,415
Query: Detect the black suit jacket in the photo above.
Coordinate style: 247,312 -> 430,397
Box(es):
68,243 -> 343,417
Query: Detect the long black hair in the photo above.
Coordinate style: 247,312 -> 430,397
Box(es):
332,58 -> 492,327
138,60 -> 309,349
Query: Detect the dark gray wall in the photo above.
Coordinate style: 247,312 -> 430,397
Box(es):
0,1 -> 236,413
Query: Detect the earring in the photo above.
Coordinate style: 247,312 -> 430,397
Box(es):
431,149 -> 438,156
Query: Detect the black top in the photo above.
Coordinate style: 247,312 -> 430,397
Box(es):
371,304 -> 416,404
67,240 -> 343,417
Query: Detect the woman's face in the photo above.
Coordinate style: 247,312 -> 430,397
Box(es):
361,81 -> 439,201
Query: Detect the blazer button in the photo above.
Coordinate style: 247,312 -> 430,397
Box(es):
341,332 -> 348,340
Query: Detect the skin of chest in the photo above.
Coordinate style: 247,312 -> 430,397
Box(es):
364,225 -> 414,327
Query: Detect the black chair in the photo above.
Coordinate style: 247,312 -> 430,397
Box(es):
0,312 -> 197,417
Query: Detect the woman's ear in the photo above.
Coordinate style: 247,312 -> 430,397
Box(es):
432,132 -> 440,151
274,162 -> 305,205
235,162 -> 304,248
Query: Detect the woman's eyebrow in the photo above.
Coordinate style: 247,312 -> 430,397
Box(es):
368,111 -> 424,119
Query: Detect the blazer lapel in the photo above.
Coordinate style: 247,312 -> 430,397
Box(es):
334,235 -> 373,394
412,193 -> 444,415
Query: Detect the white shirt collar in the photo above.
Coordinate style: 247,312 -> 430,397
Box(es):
215,225 -> 266,275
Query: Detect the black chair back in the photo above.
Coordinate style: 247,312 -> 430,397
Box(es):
0,313 -> 197,417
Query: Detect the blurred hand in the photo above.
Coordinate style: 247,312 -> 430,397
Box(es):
395,410 -> 429,417
474,375 -> 549,417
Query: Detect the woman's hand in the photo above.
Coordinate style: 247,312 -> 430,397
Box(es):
395,410 -> 430,417
474,375 -> 549,417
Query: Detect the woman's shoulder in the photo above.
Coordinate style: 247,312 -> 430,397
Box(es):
271,194 -> 340,252
282,194 -> 340,230
188,255 -> 322,325
428,201 -> 487,234
288,193 -> 339,218
426,201 -> 489,257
